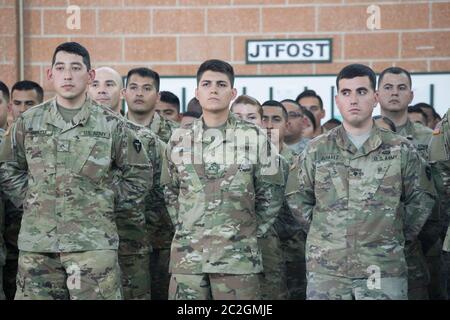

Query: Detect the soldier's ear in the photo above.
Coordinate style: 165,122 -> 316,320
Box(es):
46,67 -> 53,81
87,69 -> 96,85
231,88 -> 237,100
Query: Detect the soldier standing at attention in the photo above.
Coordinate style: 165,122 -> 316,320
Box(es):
0,42 -> 150,300
122,67 -> 175,300
377,67 -> 443,300
262,100 -> 307,299
428,109 -> 450,299
163,59 -> 285,300
287,64 -> 436,300
2,80 -> 44,300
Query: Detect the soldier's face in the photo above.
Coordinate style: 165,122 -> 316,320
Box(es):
48,51 -> 94,101
377,72 -> 413,113
180,115 -> 197,129
231,103 -> 262,127
155,101 -> 180,122
298,96 -> 325,128
0,91 -> 8,129
262,106 -> 287,144
195,71 -> 237,114
10,89 -> 41,120
89,68 -> 123,114
283,102 -> 304,140
336,76 -> 377,129
408,112 -> 427,127
123,74 -> 159,115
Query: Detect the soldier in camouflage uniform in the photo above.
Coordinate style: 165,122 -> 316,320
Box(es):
287,64 -> 436,300
122,67 -> 176,300
429,108 -> 450,299
262,100 -> 307,300
0,42 -> 150,300
162,60 -> 285,300
1,80 -> 44,300
378,67 -> 443,299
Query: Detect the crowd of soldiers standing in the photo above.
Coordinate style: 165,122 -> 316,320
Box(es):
0,41 -> 449,300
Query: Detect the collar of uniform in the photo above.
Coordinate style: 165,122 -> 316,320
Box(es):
192,113 -> 238,144
71,97 -> 92,127
397,118 -> 415,140
46,96 -> 91,129
336,123 -> 382,156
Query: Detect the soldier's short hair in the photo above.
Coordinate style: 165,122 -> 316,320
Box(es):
0,81 -> 9,101
196,59 -> 235,87
231,95 -> 262,117
52,42 -> 91,70
408,105 -> 429,123
378,66 -> 412,89
415,102 -> 441,122
261,100 -> 288,120
295,89 -> 324,110
126,68 -> 160,92
159,91 -> 180,112
12,80 -> 44,103
187,97 -> 202,114
336,64 -> 376,91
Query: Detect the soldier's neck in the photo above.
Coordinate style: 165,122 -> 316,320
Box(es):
343,119 -> 373,136
203,110 -> 229,128
128,109 -> 155,126
380,109 -> 408,127
56,93 -> 87,110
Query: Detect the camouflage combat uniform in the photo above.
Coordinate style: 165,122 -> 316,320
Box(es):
429,109 -> 450,300
259,147 -> 289,300
0,127 -> 23,300
127,111 -> 177,300
280,145 -> 307,300
287,124 -> 436,300
397,119 -> 443,299
163,113 -> 285,300
0,97 -> 150,300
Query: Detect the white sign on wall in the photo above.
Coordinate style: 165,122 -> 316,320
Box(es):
160,73 -> 450,121
246,39 -> 332,64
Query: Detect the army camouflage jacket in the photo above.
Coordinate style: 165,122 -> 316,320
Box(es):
397,119 -> 433,160
0,97 -> 151,253
429,109 -> 450,251
287,124 -> 436,278
162,113 -> 286,274
147,112 -> 179,144
116,120 -> 173,255
274,144 -> 303,241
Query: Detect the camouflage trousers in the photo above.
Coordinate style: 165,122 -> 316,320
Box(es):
0,266 -> 5,300
119,253 -> 151,300
281,230 -> 307,300
3,257 -> 18,300
169,273 -> 262,300
149,248 -> 170,300
15,250 -> 122,300
306,272 -> 408,300
258,226 -> 288,300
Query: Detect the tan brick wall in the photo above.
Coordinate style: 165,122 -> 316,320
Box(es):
0,0 -> 449,90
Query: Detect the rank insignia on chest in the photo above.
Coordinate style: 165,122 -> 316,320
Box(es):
57,140 -> 70,152
133,139 -> 142,153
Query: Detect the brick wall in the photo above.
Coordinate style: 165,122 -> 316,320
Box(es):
0,0 -> 449,91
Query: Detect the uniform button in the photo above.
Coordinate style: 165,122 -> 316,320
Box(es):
353,172 -> 358,176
